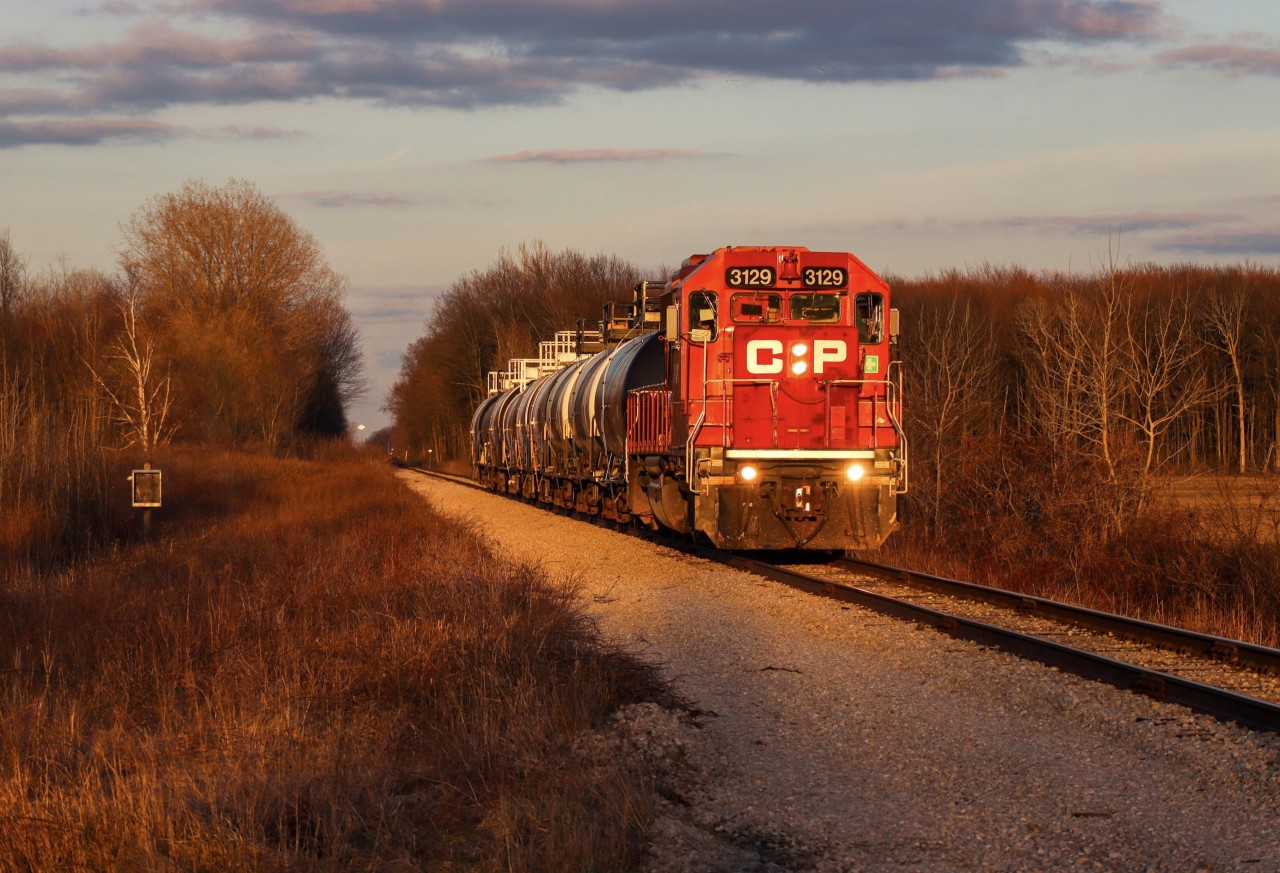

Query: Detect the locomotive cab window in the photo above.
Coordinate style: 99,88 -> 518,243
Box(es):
687,291 -> 718,340
731,292 -> 781,324
855,292 -> 884,343
788,293 -> 841,324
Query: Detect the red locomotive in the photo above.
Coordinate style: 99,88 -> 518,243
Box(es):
470,245 -> 906,550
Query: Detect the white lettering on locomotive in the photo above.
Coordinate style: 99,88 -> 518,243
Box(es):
746,339 -> 784,374
746,338 -> 849,375
813,339 -> 847,373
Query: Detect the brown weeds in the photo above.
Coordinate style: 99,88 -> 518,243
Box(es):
890,455 -> 1280,648
0,450 -> 672,871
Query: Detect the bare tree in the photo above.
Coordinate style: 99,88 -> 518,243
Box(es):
1017,255 -> 1131,482
906,294 -> 998,537
1093,257 -> 1131,479
1018,291 -> 1089,449
25,262 -> 116,422
120,179 -> 364,446
388,243 -> 639,459
1114,289 -> 1207,478
86,284 -> 175,453
1253,290 -> 1280,472
1204,280 -> 1250,473
0,230 -> 27,370
0,228 -> 25,318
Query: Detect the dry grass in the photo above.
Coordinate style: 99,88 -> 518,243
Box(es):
0,373 -> 123,570
1161,474 -> 1280,543
891,458 -> 1280,648
0,448 -> 674,871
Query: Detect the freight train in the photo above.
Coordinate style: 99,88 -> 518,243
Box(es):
469,246 -> 906,550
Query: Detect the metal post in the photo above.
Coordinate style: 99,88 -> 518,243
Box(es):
142,461 -> 152,540
131,461 -> 161,540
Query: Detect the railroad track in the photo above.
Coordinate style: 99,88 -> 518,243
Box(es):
401,464 -> 1280,734
735,556 -> 1280,734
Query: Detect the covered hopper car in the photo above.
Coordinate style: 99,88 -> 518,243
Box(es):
469,245 -> 907,550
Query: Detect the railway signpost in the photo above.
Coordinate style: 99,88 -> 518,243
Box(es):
129,463 -> 162,539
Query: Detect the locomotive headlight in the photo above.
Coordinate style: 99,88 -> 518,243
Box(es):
739,464 -> 759,483
788,342 -> 809,376
845,463 -> 865,482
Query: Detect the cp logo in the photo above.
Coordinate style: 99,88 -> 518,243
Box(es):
745,339 -> 847,375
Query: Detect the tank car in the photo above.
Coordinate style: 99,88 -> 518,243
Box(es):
469,245 -> 907,550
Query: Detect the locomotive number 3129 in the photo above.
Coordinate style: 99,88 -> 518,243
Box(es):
725,266 -> 776,289
802,267 -> 848,288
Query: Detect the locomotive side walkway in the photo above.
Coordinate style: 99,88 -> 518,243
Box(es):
401,472 -> 1280,873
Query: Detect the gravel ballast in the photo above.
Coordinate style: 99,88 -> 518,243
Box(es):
402,473 -> 1280,872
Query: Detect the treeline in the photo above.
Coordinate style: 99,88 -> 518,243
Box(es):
893,258 -> 1280,643
895,259 -> 1280,534
1,180 -> 363,569
387,242 -> 641,460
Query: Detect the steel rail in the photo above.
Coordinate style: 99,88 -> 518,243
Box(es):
402,465 -> 1280,733
397,463 -> 482,490
836,557 -> 1280,676
697,550 -> 1280,734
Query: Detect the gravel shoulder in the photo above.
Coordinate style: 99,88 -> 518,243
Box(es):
401,472 -> 1280,873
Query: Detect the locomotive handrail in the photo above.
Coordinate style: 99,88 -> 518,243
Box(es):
686,331 -> 713,494
887,360 -> 908,494
823,372 -> 908,495
626,388 -> 674,455
686,377 -> 782,494
689,375 -> 904,480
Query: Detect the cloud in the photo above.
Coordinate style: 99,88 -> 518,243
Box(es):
0,117 -> 175,147
0,89 -> 72,115
851,209 -> 1280,259
1155,228 -> 1280,256
368,349 -> 404,373
292,190 -> 419,208
864,210 -> 1240,237
378,146 -> 410,164
0,20 -> 316,72
346,284 -> 445,321
484,148 -> 707,164
204,124 -> 307,139
1156,39 -> 1280,76
1229,194 -> 1280,207
0,0 -> 1169,128
87,1 -> 150,15
191,0 -> 1163,53
985,210 -> 1240,235
349,305 -> 431,324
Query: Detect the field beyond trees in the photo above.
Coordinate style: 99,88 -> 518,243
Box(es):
0,449 -> 672,870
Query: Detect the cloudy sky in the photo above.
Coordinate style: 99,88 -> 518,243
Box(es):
5,0 -> 1280,432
